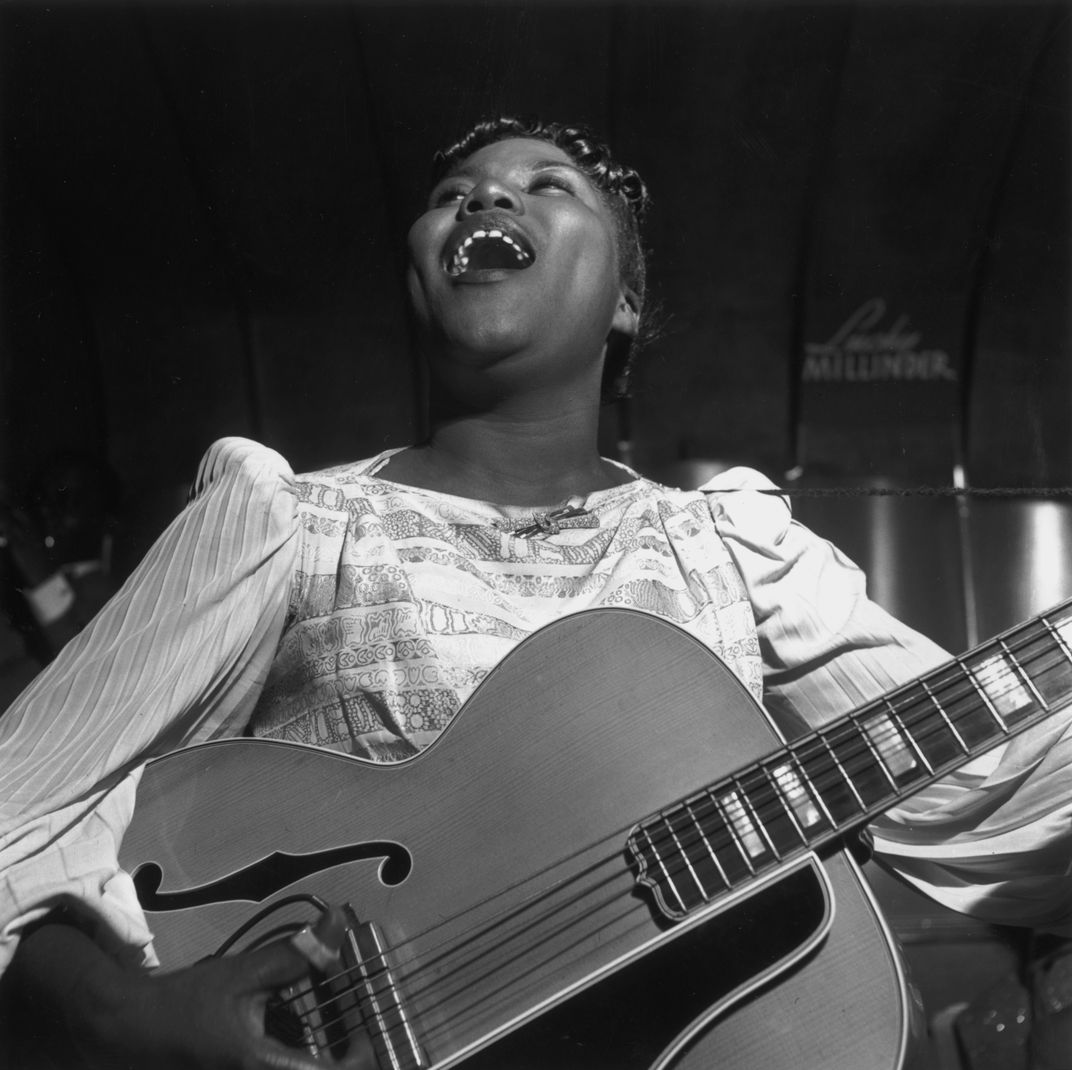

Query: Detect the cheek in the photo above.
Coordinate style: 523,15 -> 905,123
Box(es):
407,212 -> 451,276
560,220 -> 622,304
405,217 -> 442,317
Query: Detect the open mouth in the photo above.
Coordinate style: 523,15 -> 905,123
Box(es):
446,227 -> 535,277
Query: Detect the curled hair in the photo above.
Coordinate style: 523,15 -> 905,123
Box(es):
433,117 -> 652,401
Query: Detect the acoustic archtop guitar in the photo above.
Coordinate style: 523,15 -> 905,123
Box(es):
121,601 -> 1072,1069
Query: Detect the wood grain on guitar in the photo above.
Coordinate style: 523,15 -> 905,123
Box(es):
121,602 -> 1072,1069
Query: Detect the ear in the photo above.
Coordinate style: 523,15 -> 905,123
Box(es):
611,284 -> 641,340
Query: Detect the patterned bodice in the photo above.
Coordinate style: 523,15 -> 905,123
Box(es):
248,455 -> 762,761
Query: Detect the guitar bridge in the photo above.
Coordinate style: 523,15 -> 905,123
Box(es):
273,907 -> 426,1068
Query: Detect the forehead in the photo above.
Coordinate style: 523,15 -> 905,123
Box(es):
444,137 -> 582,180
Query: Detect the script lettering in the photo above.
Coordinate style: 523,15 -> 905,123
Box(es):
803,298 -> 957,383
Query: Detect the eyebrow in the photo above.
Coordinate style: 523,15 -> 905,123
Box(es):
530,160 -> 588,178
442,159 -> 589,182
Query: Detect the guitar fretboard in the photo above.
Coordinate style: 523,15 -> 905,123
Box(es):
629,599 -> 1072,919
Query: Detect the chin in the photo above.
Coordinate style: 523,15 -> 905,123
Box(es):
438,307 -> 533,364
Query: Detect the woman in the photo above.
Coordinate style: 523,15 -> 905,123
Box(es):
1,118 -> 1070,1068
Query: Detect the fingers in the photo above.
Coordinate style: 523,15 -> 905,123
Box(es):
254,1038 -> 379,1070
234,905 -> 350,992
253,1039 -> 333,1070
290,905 -> 348,972
236,906 -> 378,1069
240,938 -> 314,992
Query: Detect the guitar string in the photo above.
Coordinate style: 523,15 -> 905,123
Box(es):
274,809 -> 660,1032
280,614 -> 1072,1053
300,809 -> 724,1058
280,626 -> 1067,1054
650,626 -> 1071,876
299,911 -> 656,1064
621,607 -> 1072,902
278,828 -> 638,1012
276,611 -> 1072,1054
383,626 -> 1065,997
641,621 -> 1072,897
643,626 -> 1066,861
296,868 -> 655,1056
387,608 -> 1069,977
293,694 -> 1072,1054
286,871 -> 633,1052
280,849 -> 651,1055
275,819 -> 641,1009
293,694 -> 1072,1063
301,621 -> 1062,1061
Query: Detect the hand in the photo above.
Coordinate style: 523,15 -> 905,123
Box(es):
119,934 -> 374,1069
2,912 -> 376,1069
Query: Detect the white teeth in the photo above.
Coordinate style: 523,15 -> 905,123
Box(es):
447,227 -> 532,276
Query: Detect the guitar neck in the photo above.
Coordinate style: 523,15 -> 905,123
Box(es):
631,598 -> 1072,919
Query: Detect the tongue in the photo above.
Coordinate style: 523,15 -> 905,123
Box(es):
467,237 -> 528,271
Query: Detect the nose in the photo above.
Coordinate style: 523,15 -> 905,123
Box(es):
459,177 -> 523,217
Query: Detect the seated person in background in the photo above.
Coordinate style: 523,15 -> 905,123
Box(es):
1,117 -> 1070,1069
0,456 -> 119,670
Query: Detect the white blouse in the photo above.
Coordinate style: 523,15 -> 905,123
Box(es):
1,437 -> 1070,973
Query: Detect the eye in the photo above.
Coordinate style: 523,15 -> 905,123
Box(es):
529,174 -> 575,196
431,184 -> 469,208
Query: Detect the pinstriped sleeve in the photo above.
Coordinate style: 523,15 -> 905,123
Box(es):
703,467 -> 1072,935
0,437 -> 299,972
701,467 -> 950,727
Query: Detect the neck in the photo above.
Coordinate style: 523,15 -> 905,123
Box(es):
384,396 -> 626,506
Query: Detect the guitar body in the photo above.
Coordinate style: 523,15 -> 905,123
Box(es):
121,608 -> 911,1069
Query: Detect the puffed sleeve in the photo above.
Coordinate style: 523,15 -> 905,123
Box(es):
0,437 -> 300,972
703,467 -> 1072,935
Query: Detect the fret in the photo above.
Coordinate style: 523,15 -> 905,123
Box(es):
825,720 -> 891,807
730,777 -> 782,859
959,652 -> 1011,733
1048,609 -> 1072,658
858,709 -> 918,781
703,789 -> 757,879
739,767 -> 803,855
766,769 -> 807,843
925,661 -> 1001,748
883,698 -> 934,775
624,600 -> 1072,927
786,753 -> 837,829
715,787 -> 766,868
920,679 -> 970,755
961,651 -> 1036,732
662,806 -> 718,906
850,713 -> 899,791
683,798 -> 732,890
794,732 -> 867,821
661,822 -> 706,910
818,733 -> 867,812
767,760 -> 827,839
998,637 -> 1046,712
1030,615 -> 1072,707
903,684 -> 965,768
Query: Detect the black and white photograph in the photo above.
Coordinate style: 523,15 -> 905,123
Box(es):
0,2 -> 1070,1067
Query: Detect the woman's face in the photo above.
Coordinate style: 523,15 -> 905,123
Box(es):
406,138 -> 636,391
